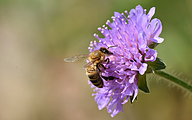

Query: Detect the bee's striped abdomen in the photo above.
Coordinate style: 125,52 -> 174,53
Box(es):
88,73 -> 103,88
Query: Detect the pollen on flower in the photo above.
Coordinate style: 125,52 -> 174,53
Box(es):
93,41 -> 97,45
93,33 -> 98,38
98,27 -> 102,31
106,20 -> 110,25
89,41 -> 94,47
88,5 -> 164,117
144,9 -> 147,14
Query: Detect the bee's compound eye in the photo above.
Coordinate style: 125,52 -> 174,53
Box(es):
100,48 -> 108,54
102,49 -> 107,53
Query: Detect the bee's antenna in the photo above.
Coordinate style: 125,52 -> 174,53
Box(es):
107,45 -> 118,49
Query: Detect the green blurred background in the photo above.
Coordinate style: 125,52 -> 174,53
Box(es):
0,0 -> 192,120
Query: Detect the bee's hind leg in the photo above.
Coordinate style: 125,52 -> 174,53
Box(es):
97,64 -> 106,72
97,58 -> 110,72
101,75 -> 117,81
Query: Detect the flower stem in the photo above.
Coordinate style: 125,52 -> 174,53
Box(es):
154,70 -> 192,93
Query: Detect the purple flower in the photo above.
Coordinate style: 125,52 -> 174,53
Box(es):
88,5 -> 163,117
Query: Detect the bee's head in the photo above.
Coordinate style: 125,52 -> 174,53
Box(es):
100,45 -> 118,55
100,47 -> 113,55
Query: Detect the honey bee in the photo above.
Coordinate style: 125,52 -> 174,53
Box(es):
64,46 -> 116,88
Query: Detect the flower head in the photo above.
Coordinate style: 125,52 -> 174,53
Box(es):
88,5 -> 164,117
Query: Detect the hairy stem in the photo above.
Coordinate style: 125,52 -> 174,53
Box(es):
154,70 -> 192,93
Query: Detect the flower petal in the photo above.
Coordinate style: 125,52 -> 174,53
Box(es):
145,49 -> 157,62
148,7 -> 155,20
139,63 -> 148,75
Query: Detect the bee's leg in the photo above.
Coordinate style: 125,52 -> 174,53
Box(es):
104,58 -> 110,64
100,64 -> 107,69
97,64 -> 107,70
97,64 -> 104,73
97,67 -> 101,72
101,75 -> 117,81
104,58 -> 111,69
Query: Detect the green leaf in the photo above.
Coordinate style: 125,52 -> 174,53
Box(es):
138,73 -> 150,93
145,66 -> 153,73
147,57 -> 166,71
148,42 -> 159,49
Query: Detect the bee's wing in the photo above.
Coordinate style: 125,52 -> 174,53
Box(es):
64,54 -> 89,62
84,62 -> 93,69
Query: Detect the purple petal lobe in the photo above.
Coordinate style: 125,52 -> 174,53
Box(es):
148,7 -> 155,20
139,63 -> 148,75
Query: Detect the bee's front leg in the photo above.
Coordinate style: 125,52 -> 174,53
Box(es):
104,58 -> 110,64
